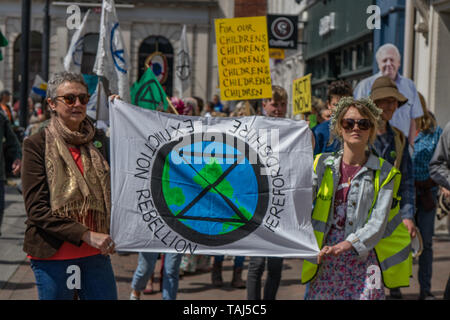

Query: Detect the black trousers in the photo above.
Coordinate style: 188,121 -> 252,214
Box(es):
246,256 -> 283,300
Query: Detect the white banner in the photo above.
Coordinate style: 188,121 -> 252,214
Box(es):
93,0 -> 131,103
64,9 -> 90,73
174,24 -> 191,98
109,99 -> 319,258
86,80 -> 109,122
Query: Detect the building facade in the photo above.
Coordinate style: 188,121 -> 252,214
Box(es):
0,0 -> 234,103
408,0 -> 450,127
300,0 -> 406,100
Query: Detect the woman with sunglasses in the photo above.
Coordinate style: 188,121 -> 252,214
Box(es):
302,97 -> 410,299
21,72 -> 117,300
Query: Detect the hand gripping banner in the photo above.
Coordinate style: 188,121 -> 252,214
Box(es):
109,99 -> 319,258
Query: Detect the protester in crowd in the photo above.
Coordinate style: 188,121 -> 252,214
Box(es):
1,90 -> 20,181
428,119 -> 450,301
309,96 -> 326,130
229,100 -> 256,117
176,93 -> 211,278
320,108 -> 332,122
192,96 -> 204,116
201,101 -> 214,117
24,100 -> 51,137
212,94 -> 224,113
0,90 -> 13,123
412,92 -> 442,300
354,43 -> 423,146
211,255 -> 246,288
313,80 -> 353,155
198,99 -> 253,289
179,255 -> 210,275
0,110 -> 21,237
130,252 -> 182,300
303,97 -> 411,299
247,85 -> 287,300
182,97 -> 197,116
369,76 -> 416,299
12,97 -> 33,123
171,96 -> 185,115
21,71 -> 117,299
129,98 -> 185,300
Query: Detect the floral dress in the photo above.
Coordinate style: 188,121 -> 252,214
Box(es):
305,161 -> 385,300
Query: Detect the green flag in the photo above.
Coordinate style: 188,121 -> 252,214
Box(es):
0,31 -> 8,62
130,67 -> 168,111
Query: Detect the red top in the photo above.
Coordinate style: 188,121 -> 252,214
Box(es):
28,147 -> 101,260
332,161 -> 362,230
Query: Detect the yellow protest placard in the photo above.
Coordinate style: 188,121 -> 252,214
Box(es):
292,74 -> 312,115
269,48 -> 285,60
215,16 -> 272,101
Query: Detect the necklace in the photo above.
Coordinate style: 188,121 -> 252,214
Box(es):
341,161 -> 361,185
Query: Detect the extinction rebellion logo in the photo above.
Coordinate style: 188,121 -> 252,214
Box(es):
134,119 -> 286,253
151,133 -> 269,246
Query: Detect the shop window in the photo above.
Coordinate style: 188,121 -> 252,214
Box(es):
351,46 -> 357,71
343,49 -> 349,72
364,41 -> 373,67
357,44 -> 363,67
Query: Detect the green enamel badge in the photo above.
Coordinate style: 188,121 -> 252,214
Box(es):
390,150 -> 397,159
94,140 -> 103,148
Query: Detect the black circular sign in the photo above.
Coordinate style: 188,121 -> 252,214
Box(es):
271,17 -> 294,40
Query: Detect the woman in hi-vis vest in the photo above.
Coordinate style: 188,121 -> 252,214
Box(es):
303,97 -> 407,300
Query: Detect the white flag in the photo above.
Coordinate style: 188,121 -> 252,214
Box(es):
109,98 -> 319,258
93,0 -> 131,103
96,80 -> 109,121
174,24 -> 191,98
86,80 -> 109,122
64,9 -> 91,73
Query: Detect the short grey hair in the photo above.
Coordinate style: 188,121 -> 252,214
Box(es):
376,43 -> 401,64
183,97 -> 198,109
46,71 -> 88,99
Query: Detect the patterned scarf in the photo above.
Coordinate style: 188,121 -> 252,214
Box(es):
45,116 -> 111,233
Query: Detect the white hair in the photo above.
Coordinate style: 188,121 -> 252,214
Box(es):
376,43 -> 401,63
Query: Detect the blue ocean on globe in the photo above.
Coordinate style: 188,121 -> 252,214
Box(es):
162,140 -> 258,236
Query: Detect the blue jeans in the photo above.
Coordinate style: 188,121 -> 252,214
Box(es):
416,188 -> 437,294
131,252 -> 182,300
30,254 -> 117,300
246,256 -> 283,300
214,255 -> 244,268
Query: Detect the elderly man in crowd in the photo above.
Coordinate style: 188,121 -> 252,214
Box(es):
353,43 -> 423,147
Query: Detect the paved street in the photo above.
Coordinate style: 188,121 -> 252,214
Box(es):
1,180 -> 449,300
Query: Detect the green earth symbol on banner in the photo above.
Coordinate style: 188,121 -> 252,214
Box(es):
151,134 -> 269,246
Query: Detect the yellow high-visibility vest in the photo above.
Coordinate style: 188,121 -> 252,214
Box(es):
301,154 -> 412,289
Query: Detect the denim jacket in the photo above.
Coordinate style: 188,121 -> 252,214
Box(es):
313,151 -> 395,260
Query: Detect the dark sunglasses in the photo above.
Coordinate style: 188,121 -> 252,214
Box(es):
54,93 -> 90,106
341,118 -> 372,131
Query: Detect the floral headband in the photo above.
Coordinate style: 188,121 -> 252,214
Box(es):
330,97 -> 383,131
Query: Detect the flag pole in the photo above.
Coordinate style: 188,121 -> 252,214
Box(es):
95,79 -> 101,127
166,97 -> 179,115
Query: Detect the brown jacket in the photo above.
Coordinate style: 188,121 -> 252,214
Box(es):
22,127 -> 110,258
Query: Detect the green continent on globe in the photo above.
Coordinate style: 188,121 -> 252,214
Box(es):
162,155 -> 186,213
193,158 -> 252,234
193,157 -> 234,198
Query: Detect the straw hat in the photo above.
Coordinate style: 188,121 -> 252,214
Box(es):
370,76 -> 408,107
